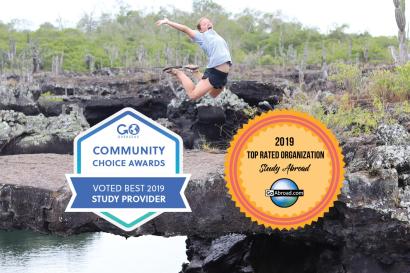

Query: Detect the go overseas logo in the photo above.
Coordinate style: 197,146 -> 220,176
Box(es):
65,107 -> 191,232
117,123 -> 140,138
225,110 -> 345,230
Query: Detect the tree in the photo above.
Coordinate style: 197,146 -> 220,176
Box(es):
104,44 -> 119,67
192,0 -> 224,16
77,12 -> 97,34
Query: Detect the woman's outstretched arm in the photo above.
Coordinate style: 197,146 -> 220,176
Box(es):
156,18 -> 196,39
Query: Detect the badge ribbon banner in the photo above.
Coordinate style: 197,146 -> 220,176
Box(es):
67,176 -> 189,209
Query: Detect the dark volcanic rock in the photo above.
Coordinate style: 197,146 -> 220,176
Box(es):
275,69 -> 323,85
37,96 -> 65,116
1,137 -> 410,272
1,72 -> 410,272
167,87 -> 249,149
0,107 -> 88,155
228,80 -> 285,106
376,123 -> 410,145
37,74 -> 175,125
0,184 -> 54,231
367,145 -> 410,173
340,134 -> 379,172
0,73 -> 174,123
197,106 -> 226,125
0,80 -> 41,115
82,95 -> 171,126
182,203 -> 410,273
345,169 -> 399,207
181,234 -> 252,273
230,66 -> 324,88
0,73 -> 255,150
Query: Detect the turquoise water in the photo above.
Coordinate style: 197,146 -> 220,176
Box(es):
0,230 -> 187,273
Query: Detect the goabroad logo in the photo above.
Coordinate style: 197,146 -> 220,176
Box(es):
265,178 -> 304,208
117,123 -> 140,138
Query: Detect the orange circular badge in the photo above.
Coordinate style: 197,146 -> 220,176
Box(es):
225,110 -> 345,230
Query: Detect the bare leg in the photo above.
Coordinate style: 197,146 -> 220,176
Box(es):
174,70 -> 195,92
190,69 -> 223,98
191,70 -> 203,81
174,69 -> 213,100
186,64 -> 227,98
209,88 -> 223,98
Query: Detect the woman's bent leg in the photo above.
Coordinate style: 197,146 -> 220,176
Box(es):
209,88 -> 223,98
175,70 -> 213,100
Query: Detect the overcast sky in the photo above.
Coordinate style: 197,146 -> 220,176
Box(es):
0,0 -> 407,36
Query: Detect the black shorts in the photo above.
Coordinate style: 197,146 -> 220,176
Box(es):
202,67 -> 229,89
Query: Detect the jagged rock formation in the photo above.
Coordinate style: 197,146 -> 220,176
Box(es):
0,107 -> 88,154
227,80 -> 286,105
168,88 -> 250,148
0,73 -> 288,152
179,123 -> 410,273
0,78 -> 41,115
1,71 -> 410,272
0,121 -> 409,272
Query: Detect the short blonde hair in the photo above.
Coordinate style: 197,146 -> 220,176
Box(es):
196,17 -> 209,30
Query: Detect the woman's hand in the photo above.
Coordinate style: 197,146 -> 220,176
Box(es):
156,18 -> 169,26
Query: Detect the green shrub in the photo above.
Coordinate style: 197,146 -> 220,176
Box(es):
329,63 -> 363,94
40,91 -> 64,102
367,63 -> 410,102
395,63 -> 410,99
395,101 -> 410,115
312,93 -> 384,136
367,69 -> 397,101
260,55 -> 275,65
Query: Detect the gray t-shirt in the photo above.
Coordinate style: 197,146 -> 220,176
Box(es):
192,29 -> 232,68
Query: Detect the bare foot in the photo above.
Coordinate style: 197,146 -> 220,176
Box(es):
164,68 -> 179,76
163,66 -> 182,75
184,64 -> 199,72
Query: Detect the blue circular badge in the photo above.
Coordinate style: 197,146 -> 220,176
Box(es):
269,178 -> 301,208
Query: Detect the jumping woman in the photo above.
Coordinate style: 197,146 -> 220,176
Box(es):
156,17 -> 232,100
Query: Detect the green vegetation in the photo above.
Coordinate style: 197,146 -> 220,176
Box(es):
0,0 -> 402,73
0,1 -> 407,137
367,62 -> 410,101
329,63 -> 363,94
243,106 -> 259,118
200,141 -> 222,153
395,101 -> 410,114
39,91 -> 64,102
286,62 -> 410,136
320,96 -> 386,136
290,93 -> 386,136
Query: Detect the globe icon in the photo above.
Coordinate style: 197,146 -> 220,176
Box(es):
270,178 -> 300,208
128,124 -> 140,135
